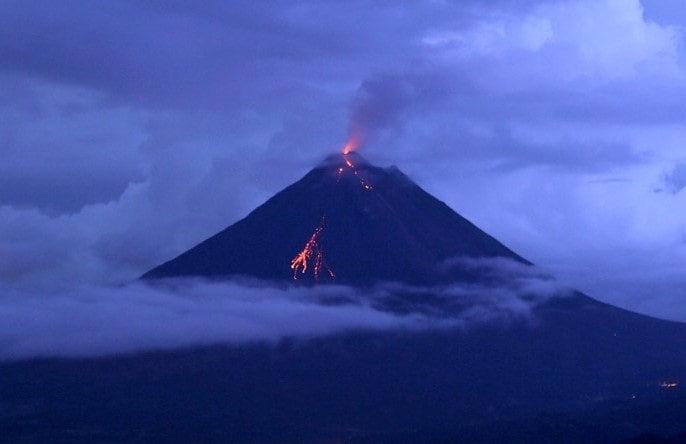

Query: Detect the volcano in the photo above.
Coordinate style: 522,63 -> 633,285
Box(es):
143,152 -> 528,285
5,152 -> 686,444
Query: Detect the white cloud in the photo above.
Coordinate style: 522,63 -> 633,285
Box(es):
543,0 -> 681,78
423,15 -> 553,54
0,270 -> 567,361
425,0 -> 683,82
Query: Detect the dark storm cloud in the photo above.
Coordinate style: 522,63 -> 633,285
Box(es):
0,1 -> 322,109
0,0 -> 548,118
0,75 -> 147,214
0,0 -> 433,111
0,164 -> 142,215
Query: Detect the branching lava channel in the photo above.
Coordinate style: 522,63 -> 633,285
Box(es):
290,216 -> 336,281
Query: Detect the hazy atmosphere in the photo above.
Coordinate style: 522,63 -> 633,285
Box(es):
1,0 -> 686,342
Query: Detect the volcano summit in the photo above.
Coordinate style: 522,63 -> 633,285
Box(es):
143,152 -> 528,285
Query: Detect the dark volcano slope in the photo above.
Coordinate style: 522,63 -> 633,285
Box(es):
2,297 -> 686,444
142,152 -> 528,285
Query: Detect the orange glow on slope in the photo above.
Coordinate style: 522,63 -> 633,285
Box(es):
290,216 -> 336,280
342,153 -> 373,190
660,381 -> 679,388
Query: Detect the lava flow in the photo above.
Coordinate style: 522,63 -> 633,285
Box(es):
290,138 -> 371,281
342,154 -> 373,190
290,216 -> 335,281
338,138 -> 373,190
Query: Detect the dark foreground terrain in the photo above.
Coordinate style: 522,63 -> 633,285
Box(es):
2,294 -> 686,444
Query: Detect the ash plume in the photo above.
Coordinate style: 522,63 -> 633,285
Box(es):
347,72 -> 446,150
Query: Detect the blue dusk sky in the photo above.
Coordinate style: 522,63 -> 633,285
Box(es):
1,0 -> 685,324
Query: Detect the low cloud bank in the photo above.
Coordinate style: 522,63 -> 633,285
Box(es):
0,258 -> 570,361
0,280 -> 414,361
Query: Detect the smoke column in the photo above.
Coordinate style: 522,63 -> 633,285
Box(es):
346,73 -> 446,152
